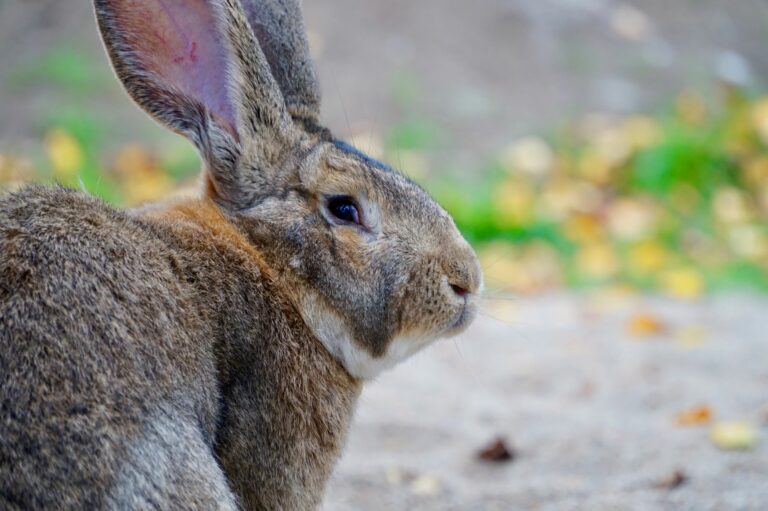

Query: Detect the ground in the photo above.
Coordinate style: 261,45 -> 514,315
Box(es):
326,294 -> 768,510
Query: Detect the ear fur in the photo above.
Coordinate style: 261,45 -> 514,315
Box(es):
240,0 -> 322,124
94,0 -> 297,206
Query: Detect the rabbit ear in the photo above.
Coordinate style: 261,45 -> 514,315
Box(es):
240,0 -> 322,126
94,0 -> 296,204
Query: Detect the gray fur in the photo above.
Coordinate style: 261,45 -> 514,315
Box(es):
0,0 -> 481,509
241,0 -> 322,122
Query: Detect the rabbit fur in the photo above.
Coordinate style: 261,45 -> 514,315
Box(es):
0,0 -> 482,509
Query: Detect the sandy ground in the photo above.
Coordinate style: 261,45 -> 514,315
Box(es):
324,294 -> 768,510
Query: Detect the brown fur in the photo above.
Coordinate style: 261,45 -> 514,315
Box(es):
0,186 -> 359,509
0,0 -> 481,509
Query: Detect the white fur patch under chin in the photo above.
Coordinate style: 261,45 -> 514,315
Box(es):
298,294 -> 437,380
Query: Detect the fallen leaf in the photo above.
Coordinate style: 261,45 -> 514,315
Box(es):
622,115 -> 661,149
710,422 -> 758,450
493,178 -> 535,228
675,405 -> 713,426
500,136 -> 554,177
659,268 -> 705,299
654,469 -> 687,490
410,474 -> 441,496
576,242 -> 619,280
751,97 -> 768,145
45,129 -> 84,180
713,187 -> 753,225
564,214 -> 604,243
477,437 -> 515,463
607,199 -> 657,242
627,313 -> 666,337
628,240 -> 668,274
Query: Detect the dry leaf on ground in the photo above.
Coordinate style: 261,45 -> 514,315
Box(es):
675,405 -> 713,426
710,422 -> 757,450
627,313 -> 667,337
654,469 -> 688,490
477,437 -> 516,463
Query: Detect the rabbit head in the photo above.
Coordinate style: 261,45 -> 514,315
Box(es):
95,0 -> 482,380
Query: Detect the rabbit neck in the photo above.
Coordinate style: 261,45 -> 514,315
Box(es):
141,197 -> 362,509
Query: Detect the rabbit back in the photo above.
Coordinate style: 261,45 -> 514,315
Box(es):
0,186 -> 229,509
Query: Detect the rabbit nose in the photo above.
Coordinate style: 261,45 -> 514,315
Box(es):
444,251 -> 482,298
450,283 -> 469,297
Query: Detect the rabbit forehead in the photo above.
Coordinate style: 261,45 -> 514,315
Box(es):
319,142 -> 454,230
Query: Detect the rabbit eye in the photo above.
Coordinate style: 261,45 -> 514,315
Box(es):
327,196 -> 361,225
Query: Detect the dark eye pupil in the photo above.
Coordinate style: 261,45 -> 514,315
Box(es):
329,198 -> 359,224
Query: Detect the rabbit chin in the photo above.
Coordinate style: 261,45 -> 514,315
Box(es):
297,294 -> 439,380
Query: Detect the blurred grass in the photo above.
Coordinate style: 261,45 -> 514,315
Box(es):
431,88 -> 768,296
1,55 -> 766,296
7,47 -> 111,95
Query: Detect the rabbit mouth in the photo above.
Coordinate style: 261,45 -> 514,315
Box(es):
446,300 -> 476,336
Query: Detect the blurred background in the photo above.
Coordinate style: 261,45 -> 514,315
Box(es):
1,0 -> 767,509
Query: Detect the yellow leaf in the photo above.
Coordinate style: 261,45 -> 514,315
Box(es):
493,179 -> 535,228
659,268 -> 704,299
0,153 -> 33,188
114,144 -> 156,177
627,313 -> 666,337
713,187 -> 753,225
628,240 -> 668,274
751,97 -> 768,145
592,126 -> 631,168
710,422 -> 758,450
576,242 -> 618,280
564,214 -> 603,243
675,405 -> 713,426
112,145 -> 174,205
622,116 -> 661,149
743,156 -> 768,188
500,136 -> 554,177
122,173 -> 173,206
578,147 -> 613,184
45,129 -> 84,180
728,225 -> 768,260
607,198 -> 657,241
759,184 -> 768,215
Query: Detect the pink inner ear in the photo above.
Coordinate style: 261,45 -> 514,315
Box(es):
116,0 -> 236,134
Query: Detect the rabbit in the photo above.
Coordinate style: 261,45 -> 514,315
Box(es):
0,0 -> 482,509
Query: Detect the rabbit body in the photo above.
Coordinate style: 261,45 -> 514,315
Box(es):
0,187 -> 359,509
0,0 -> 481,508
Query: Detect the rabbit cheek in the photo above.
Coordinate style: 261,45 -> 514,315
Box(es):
297,292 -> 397,380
